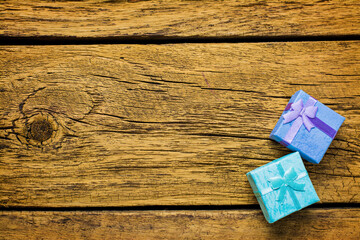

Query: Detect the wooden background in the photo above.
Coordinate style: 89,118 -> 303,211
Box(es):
0,0 -> 359,239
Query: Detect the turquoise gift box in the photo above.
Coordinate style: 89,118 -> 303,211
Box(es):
270,90 -> 345,164
246,152 -> 320,223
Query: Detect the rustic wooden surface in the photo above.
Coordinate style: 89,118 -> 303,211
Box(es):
0,0 -> 359,39
1,209 -> 359,240
0,42 -> 359,207
1,0 -> 360,239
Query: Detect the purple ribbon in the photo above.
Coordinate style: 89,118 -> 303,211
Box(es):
280,97 -> 337,147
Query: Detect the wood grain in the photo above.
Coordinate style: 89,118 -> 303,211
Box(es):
0,209 -> 359,239
0,42 -> 359,207
1,0 -> 359,39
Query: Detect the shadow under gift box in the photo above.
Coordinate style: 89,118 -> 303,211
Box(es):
246,152 -> 320,223
270,90 -> 345,164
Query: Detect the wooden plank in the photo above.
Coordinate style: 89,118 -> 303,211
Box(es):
0,0 -> 359,39
0,42 -> 359,207
0,209 -> 359,239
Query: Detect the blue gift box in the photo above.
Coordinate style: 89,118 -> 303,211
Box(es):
246,152 -> 320,223
270,90 -> 345,164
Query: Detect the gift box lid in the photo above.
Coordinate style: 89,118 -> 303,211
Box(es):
246,152 -> 320,223
270,90 -> 345,163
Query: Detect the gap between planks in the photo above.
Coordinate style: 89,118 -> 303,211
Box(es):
1,35 -> 360,45
1,203 -> 360,212
0,209 -> 359,240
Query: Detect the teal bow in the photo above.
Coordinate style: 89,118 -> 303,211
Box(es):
268,164 -> 305,208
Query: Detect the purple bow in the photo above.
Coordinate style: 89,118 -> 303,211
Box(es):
280,97 -> 337,147
283,99 -> 318,132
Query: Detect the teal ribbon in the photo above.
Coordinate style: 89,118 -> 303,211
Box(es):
268,164 -> 306,209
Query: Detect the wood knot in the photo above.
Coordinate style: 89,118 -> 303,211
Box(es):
12,112 -> 66,148
17,113 -> 62,147
29,119 -> 53,142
